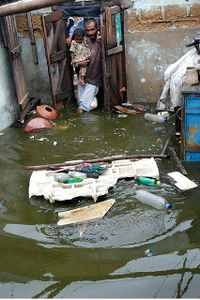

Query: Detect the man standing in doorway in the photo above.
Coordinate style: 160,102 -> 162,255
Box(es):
75,18 -> 102,113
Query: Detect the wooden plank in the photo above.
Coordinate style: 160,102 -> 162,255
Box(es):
114,105 -> 140,115
55,58 -> 67,94
57,199 -> 116,226
167,171 -> 198,191
44,10 -> 62,23
5,15 -> 30,115
24,153 -> 170,170
100,12 -> 110,111
50,49 -> 67,64
50,19 -> 62,55
42,12 -> 74,109
110,6 -> 121,15
27,12 -> 38,65
119,9 -> 127,102
20,97 -> 40,120
55,88 -> 73,102
19,92 -> 30,110
107,45 -> 123,56
42,14 -> 63,109
10,44 -> 22,59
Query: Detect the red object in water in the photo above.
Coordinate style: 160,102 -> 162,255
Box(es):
36,105 -> 57,120
24,117 -> 52,132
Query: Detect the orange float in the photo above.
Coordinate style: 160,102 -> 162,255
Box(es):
24,117 -> 52,132
36,105 -> 57,120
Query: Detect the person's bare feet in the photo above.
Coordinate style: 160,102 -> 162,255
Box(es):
77,109 -> 84,114
78,75 -> 86,86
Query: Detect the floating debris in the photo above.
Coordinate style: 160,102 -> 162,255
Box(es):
37,137 -> 48,142
145,249 -> 153,257
57,199 -> 116,226
55,125 -> 69,131
118,114 -> 128,118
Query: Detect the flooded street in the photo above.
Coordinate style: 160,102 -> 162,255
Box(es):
0,107 -> 200,298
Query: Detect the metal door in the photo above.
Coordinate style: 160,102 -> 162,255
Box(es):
42,10 -> 74,109
100,5 -> 127,111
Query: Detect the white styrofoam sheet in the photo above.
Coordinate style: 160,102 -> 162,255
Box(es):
29,158 -> 160,203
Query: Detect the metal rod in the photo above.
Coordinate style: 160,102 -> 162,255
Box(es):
24,153 -> 170,170
0,0 -> 71,17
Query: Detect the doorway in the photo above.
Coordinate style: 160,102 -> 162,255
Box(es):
42,1 -> 127,111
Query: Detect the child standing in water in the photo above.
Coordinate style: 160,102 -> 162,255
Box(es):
70,28 -> 90,85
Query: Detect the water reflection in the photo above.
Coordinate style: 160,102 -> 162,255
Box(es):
0,108 -> 200,297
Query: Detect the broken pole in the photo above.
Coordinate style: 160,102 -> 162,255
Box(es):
0,0 -> 71,17
161,136 -> 171,156
169,147 -> 188,176
24,153 -> 170,170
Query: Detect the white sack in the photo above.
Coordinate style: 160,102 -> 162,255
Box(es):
157,48 -> 200,111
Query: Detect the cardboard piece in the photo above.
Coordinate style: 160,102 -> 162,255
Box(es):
57,198 -> 115,226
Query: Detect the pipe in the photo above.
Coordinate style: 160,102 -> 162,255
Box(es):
0,0 -> 72,17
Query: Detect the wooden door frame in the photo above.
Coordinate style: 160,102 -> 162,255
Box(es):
42,10 -> 74,110
100,5 -> 127,111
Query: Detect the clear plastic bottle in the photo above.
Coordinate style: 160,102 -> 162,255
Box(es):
144,113 -> 167,123
135,189 -> 172,210
145,249 -> 153,257
137,176 -> 160,186
68,171 -> 87,179
55,173 -> 70,183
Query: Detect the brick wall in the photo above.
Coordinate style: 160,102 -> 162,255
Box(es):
128,2 -> 200,31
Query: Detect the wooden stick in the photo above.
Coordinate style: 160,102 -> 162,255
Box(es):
169,147 -> 188,176
161,136 -> 171,155
24,153 -> 170,171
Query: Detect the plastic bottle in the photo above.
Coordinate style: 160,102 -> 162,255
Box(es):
145,249 -> 153,257
137,176 -> 160,186
144,113 -> 167,123
135,189 -> 172,210
68,171 -> 87,179
157,111 -> 170,118
55,173 -> 70,183
66,177 -> 83,184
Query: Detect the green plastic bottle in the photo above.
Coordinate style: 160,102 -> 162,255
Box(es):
137,176 -> 160,186
66,177 -> 83,184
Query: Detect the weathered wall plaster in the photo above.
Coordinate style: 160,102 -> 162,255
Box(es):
125,28 -> 199,102
19,37 -> 52,104
125,0 -> 200,102
0,39 -> 19,131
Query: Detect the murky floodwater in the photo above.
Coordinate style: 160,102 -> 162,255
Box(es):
0,106 -> 200,298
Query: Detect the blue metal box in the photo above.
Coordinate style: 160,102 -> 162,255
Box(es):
181,85 -> 200,161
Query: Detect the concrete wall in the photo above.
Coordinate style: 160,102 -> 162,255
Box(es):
0,37 -> 19,131
125,0 -> 200,103
19,37 -> 52,104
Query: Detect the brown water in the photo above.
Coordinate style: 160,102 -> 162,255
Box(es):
0,107 -> 200,298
